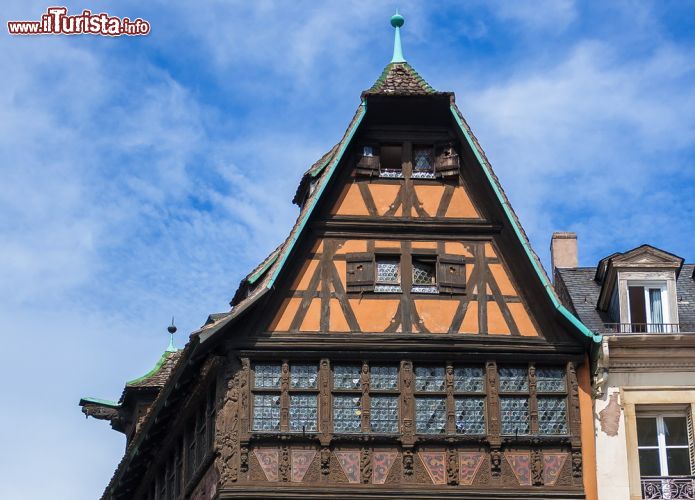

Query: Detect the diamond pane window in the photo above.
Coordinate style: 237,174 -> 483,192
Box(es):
290,364 -> 318,389
413,147 -> 434,178
254,363 -> 281,388
376,259 -> 400,284
370,365 -> 398,390
415,366 -> 445,392
252,394 -> 281,431
536,367 -> 566,393
455,397 -> 486,434
333,396 -> 362,433
454,366 -> 485,392
500,397 -> 529,435
370,396 -> 399,433
499,366 -> 529,392
334,365 -> 361,390
412,259 -> 436,286
538,397 -> 568,435
416,397 -> 447,434
289,394 -> 317,431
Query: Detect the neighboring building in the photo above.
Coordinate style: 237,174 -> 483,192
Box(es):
554,234 -> 695,500
81,15 -> 602,500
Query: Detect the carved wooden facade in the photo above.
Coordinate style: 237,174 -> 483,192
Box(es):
87,46 -> 598,500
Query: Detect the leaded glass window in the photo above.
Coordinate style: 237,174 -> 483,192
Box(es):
375,258 -> 401,293
290,363 -> 318,389
416,397 -> 447,434
538,397 -> 568,435
415,366 -> 445,391
537,367 -> 566,393
333,395 -> 361,433
252,394 -> 281,431
370,365 -> 398,390
289,394 -> 317,431
370,396 -> 399,433
334,365 -> 361,390
499,366 -> 529,392
254,363 -> 281,388
412,147 -> 435,179
454,366 -> 485,392
412,258 -> 437,294
500,397 -> 529,435
455,397 -> 485,434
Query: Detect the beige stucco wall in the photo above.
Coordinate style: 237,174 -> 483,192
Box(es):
595,371 -> 695,500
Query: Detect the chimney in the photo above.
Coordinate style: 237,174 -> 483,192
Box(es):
550,232 -> 578,278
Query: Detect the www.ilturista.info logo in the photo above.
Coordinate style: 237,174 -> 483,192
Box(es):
7,7 -> 150,36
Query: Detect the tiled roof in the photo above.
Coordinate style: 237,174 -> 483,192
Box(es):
678,264 -> 695,324
363,62 -> 440,96
125,350 -> 182,389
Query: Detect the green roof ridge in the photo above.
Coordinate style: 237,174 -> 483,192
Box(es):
126,350 -> 176,386
80,397 -> 120,408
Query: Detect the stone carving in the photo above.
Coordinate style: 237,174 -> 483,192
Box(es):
543,453 -> 568,486
254,448 -> 279,482
361,447 -> 372,484
372,452 -> 397,484
403,449 -> 414,477
458,452 -> 484,486
291,450 -> 316,483
361,362 -> 370,429
320,447 -> 331,476
447,447 -> 458,485
571,450 -> 582,479
335,451 -> 361,483
279,444 -> 290,482
490,449 -> 502,477
217,361 -> 241,485
486,362 -> 500,442
320,360 -> 330,440
529,364 -> 538,433
531,448 -> 543,486
240,444 -> 249,473
240,358 -> 250,434
401,361 -> 414,442
419,451 -> 447,485
568,362 -> 582,441
599,393 -> 621,437
505,452 -> 531,486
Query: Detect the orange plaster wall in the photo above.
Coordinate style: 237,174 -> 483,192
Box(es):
486,302 -> 511,335
459,302 -> 479,334
329,299 -> 351,332
299,298 -> 321,332
413,185 -> 445,217
290,259 -> 319,291
488,263 -> 518,296
411,241 -> 438,250
578,357 -> 598,500
374,240 -> 401,249
444,242 -> 473,257
508,303 -> 539,337
348,298 -> 399,332
367,184 -> 400,215
445,185 -> 481,218
414,299 -> 459,333
268,297 -> 301,332
334,239 -> 367,255
331,183 -> 369,216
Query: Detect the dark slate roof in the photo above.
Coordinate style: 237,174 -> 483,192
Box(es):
555,268 -> 611,334
677,264 -> 695,324
556,263 -> 695,333
362,62 -> 443,96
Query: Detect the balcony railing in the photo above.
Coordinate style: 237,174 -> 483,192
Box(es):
642,476 -> 695,499
603,323 -> 695,335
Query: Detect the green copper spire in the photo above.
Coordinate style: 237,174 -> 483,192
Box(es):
166,317 -> 177,352
390,10 -> 406,63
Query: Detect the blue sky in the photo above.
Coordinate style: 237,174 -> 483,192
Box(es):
1,1 -> 693,498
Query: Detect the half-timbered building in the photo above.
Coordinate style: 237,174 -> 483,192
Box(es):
81,13 -> 601,500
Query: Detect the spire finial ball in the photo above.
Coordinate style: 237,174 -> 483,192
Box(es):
391,12 -> 404,28
167,316 -> 177,334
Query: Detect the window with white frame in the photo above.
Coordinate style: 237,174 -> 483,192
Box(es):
628,282 -> 670,332
637,413 -> 692,478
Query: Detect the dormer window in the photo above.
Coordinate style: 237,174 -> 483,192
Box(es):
379,145 -> 403,178
412,147 -> 435,179
628,282 -> 669,332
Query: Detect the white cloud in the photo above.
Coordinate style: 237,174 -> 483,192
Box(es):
487,0 -> 577,31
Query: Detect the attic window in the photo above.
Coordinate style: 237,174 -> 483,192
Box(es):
375,257 -> 402,293
412,147 -> 435,179
412,257 -> 438,294
379,145 -> 403,178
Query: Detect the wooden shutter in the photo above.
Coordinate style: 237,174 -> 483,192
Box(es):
437,254 -> 466,293
434,143 -> 460,178
355,145 -> 380,177
346,252 -> 375,292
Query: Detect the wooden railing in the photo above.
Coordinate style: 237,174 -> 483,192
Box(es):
641,476 -> 695,499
